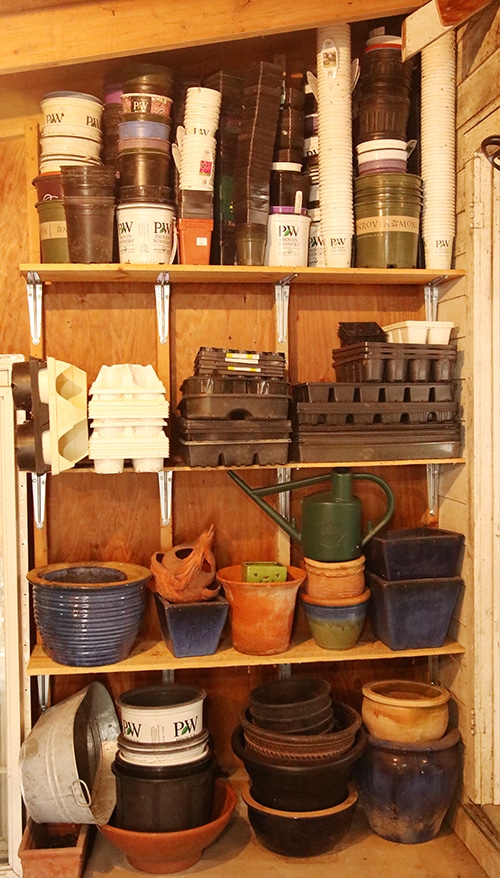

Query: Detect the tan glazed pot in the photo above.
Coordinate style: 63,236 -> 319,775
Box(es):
361,679 -> 450,743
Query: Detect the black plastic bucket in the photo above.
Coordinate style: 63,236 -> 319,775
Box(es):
112,750 -> 214,832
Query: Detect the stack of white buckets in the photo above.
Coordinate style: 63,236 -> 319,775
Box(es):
39,91 -> 104,173
88,364 -> 169,474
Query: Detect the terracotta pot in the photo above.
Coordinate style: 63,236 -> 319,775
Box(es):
354,727 -> 461,843
361,679 -> 450,743
216,565 -> 306,655
304,555 -> 366,599
18,820 -> 89,878
99,779 -> 236,873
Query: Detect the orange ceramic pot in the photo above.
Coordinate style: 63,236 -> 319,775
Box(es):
216,565 -> 306,655
304,555 -> 366,600
98,778 -> 236,874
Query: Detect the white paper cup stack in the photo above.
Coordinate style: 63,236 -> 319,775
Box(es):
174,87 -> 221,194
421,30 -> 456,270
316,24 -> 354,267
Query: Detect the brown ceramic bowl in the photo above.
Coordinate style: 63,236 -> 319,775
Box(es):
98,778 -> 236,874
241,701 -> 362,762
241,781 -> 358,856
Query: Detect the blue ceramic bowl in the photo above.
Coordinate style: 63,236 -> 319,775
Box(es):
301,589 -> 370,650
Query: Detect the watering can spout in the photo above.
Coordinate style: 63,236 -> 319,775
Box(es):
227,471 -> 301,543
228,468 -> 395,563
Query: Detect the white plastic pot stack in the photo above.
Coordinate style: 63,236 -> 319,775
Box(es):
316,24 -> 354,267
88,363 -> 169,473
420,30 -> 456,270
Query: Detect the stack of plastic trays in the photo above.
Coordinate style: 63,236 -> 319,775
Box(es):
421,30 -> 456,270
316,24 -> 354,267
88,364 -> 169,473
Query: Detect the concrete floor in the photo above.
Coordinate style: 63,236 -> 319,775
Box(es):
85,791 -> 490,878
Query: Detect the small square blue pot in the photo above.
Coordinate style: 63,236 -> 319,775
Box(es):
155,593 -> 229,658
366,570 -> 462,650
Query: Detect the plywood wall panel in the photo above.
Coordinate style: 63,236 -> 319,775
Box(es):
0,136 -> 31,357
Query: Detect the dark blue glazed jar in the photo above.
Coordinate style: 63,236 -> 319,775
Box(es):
354,727 -> 461,844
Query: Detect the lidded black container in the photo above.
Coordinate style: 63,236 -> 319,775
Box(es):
270,161 -> 311,210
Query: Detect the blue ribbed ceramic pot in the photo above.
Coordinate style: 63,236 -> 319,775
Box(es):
28,562 -> 151,666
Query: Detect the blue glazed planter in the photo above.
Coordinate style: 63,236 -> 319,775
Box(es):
28,562 -> 150,667
366,570 -> 462,650
155,594 -> 229,657
354,727 -> 461,844
301,590 -> 370,650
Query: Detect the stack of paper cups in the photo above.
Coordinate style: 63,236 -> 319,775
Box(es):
421,31 -> 456,270
316,24 -> 354,267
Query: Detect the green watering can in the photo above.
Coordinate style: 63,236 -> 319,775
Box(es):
228,467 -> 395,562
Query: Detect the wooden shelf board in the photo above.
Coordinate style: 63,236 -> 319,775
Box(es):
19,264 -> 466,287
69,458 -> 465,474
27,636 -> 465,676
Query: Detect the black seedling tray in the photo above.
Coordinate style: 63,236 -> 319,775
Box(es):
178,393 -> 290,420
294,400 -> 459,426
177,438 -> 290,467
292,382 -> 454,403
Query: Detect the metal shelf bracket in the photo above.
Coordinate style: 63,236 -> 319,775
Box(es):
155,271 -> 170,344
158,469 -> 173,526
424,282 -> 439,321
275,274 -> 296,344
26,271 -> 43,346
31,471 -> 46,529
426,462 -> 440,518
277,467 -> 291,521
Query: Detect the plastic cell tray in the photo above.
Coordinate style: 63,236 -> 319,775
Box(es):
366,570 -> 463,650
292,382 -> 454,404
332,343 -> 457,383
338,321 -> 387,345
181,376 -> 290,396
194,347 -> 286,378
290,422 -> 461,462
294,400 -> 459,426
178,394 -> 290,420
177,438 -> 290,467
176,417 -> 291,441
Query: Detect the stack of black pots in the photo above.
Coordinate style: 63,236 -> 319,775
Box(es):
112,683 -> 215,833
232,676 -> 367,857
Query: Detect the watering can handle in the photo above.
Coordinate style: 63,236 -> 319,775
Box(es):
353,473 -> 395,545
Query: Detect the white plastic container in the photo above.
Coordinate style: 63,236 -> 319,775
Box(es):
265,213 -> 311,267
116,202 -> 176,264
41,91 -> 104,131
116,684 -> 206,744
382,320 -> 455,344
383,321 -> 429,343
426,321 -> 455,344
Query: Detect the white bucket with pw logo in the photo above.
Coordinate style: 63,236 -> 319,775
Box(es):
116,684 -> 206,744
116,201 -> 177,264
265,213 -> 311,266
